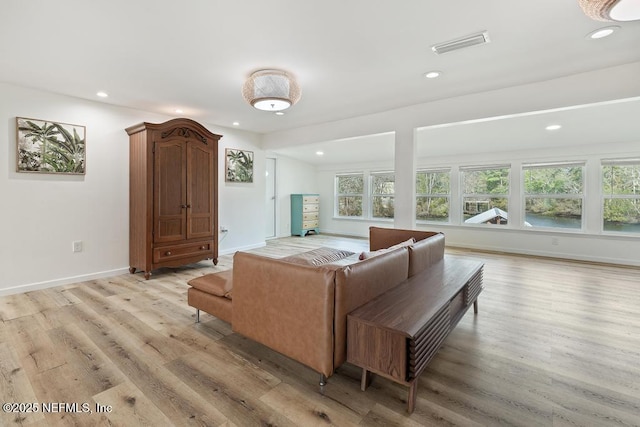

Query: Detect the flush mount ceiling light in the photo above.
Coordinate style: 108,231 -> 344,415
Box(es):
578,0 -> 640,21
242,69 -> 301,112
431,31 -> 490,55
424,71 -> 442,79
546,124 -> 562,131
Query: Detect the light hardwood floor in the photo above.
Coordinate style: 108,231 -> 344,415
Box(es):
1,234 -> 639,426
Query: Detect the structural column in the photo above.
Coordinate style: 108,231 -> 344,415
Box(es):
393,127 -> 417,229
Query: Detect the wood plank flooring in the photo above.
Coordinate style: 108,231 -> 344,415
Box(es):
1,234 -> 639,426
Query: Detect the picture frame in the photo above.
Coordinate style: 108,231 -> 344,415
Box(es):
225,148 -> 254,183
16,117 -> 86,175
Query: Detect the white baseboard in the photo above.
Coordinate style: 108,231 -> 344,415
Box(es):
1,243 -> 268,297
0,268 -> 131,297
219,241 -> 266,255
447,242 -> 640,267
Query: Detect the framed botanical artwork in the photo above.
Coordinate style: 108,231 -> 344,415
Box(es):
225,148 -> 254,183
16,117 -> 86,175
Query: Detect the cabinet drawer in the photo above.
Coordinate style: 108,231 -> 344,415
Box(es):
303,196 -> 319,204
154,241 -> 213,263
302,212 -> 319,221
303,220 -> 319,229
302,203 -> 319,213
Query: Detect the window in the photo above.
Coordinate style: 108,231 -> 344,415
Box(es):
336,173 -> 364,217
523,163 -> 584,230
371,172 -> 394,219
602,159 -> 640,234
461,165 -> 510,225
416,169 -> 450,222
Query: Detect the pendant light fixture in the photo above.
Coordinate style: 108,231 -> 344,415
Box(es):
242,69 -> 301,112
578,0 -> 640,22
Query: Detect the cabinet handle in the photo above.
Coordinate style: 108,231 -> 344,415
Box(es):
181,204 -> 187,208
165,251 -> 172,256
200,246 -> 206,250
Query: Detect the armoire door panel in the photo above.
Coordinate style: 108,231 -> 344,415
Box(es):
154,141 -> 187,242
187,142 -> 214,239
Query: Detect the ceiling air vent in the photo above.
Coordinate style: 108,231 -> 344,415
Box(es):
431,31 -> 490,55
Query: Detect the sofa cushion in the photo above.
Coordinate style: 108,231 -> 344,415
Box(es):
188,270 -> 233,298
325,252 -> 362,267
281,247 -> 355,266
359,237 -> 415,260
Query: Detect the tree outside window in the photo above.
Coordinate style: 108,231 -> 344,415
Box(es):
336,173 -> 364,217
371,172 -> 394,219
523,163 -> 584,229
416,169 -> 450,222
602,160 -> 640,234
461,166 -> 510,225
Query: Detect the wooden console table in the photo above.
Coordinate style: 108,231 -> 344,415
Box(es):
346,255 -> 484,413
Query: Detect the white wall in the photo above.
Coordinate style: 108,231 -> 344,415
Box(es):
0,83 -> 265,295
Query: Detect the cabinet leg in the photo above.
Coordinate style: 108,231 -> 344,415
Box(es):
144,272 -> 151,280
129,267 -> 136,274
407,380 -> 418,414
474,300 -> 479,314
195,309 -> 200,323
212,258 -> 218,266
361,369 -> 373,391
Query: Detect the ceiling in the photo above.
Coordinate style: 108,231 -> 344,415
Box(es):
273,97 -> 640,165
1,0 -> 640,137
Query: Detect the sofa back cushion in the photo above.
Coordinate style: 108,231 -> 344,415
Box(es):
333,247 -> 410,368
408,233 -> 445,277
369,226 -> 440,251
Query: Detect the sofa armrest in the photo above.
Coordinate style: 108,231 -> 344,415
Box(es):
231,252 -> 337,378
369,226 -> 441,251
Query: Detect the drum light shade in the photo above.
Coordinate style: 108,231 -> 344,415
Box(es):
242,70 -> 301,112
578,0 -> 640,21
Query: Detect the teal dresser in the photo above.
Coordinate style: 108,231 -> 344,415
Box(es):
291,194 -> 320,236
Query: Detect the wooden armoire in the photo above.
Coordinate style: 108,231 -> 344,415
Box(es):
126,118 -> 222,279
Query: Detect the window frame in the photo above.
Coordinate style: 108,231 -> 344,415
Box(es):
416,168 -> 451,224
601,158 -> 640,235
369,171 -> 395,220
521,161 -> 585,231
460,164 -> 511,226
335,172 -> 365,218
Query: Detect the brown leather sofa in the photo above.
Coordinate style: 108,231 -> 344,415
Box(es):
187,227 -> 444,382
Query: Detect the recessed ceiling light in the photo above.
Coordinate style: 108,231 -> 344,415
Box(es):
316,151 -> 324,156
275,111 -> 285,116
96,91 -> 108,98
545,124 -> 562,131
586,26 -> 620,39
232,122 -> 240,126
175,109 -> 183,114
424,71 -> 442,79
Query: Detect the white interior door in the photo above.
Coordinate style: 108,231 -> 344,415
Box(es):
265,157 -> 276,238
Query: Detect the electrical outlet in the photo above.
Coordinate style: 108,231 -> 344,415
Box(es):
72,240 -> 83,252
220,226 -> 229,233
